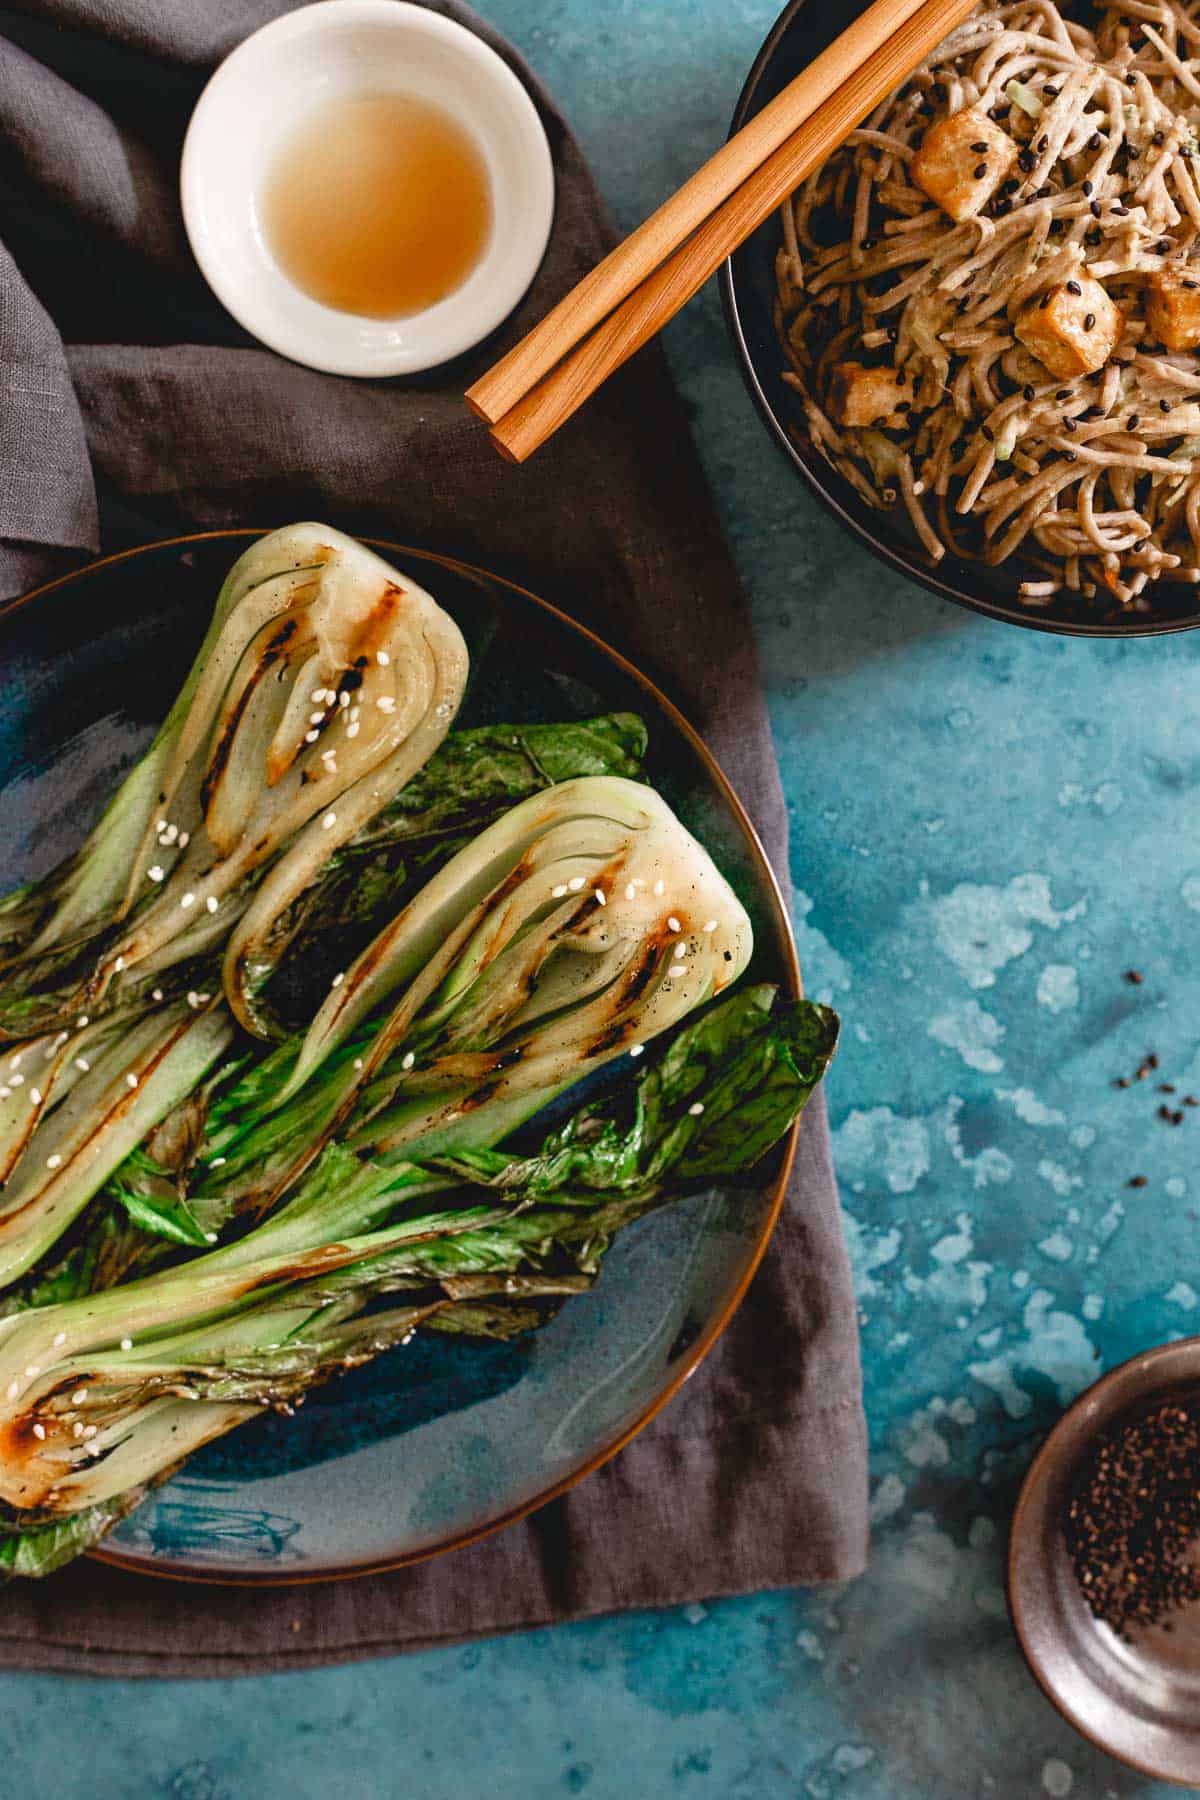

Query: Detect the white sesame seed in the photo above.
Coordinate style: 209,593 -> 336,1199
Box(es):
568,877 -> 585,891
633,878 -> 646,889
667,916 -> 682,933
9,1054 -> 21,1070
206,896 -> 219,914
53,1334 -> 66,1347
376,695 -> 396,713
688,1102 -> 705,1116
434,702 -> 451,717
70,1390 -> 87,1405
160,823 -> 178,845
629,1044 -> 645,1057
322,812 -> 337,830
624,883 -> 637,900
119,1339 -> 132,1351
178,831 -> 189,848
594,889 -> 606,906
309,711 -> 326,725
4,1382 -> 16,1401
702,919 -> 718,933
331,972 -> 344,987
72,1422 -> 83,1438
45,1154 -> 61,1169
347,722 -> 360,738
551,884 -> 568,898
154,819 -> 166,832
186,991 -> 199,1008
113,955 -> 125,972
126,1073 -> 139,1089
353,1058 -> 363,1071
377,650 -> 390,666
83,1423 -> 97,1437
0,1089 -> 9,1101
181,891 -> 196,909
9,1074 -> 22,1087
29,1088 -> 42,1106
673,943 -> 687,959
24,1366 -> 38,1379
653,880 -> 665,897
210,1156 -> 226,1168
75,1058 -> 89,1072
205,1232 -> 217,1244
667,963 -> 686,977
305,730 -> 320,744
32,1423 -> 45,1440
148,865 -> 164,882
401,1051 -> 415,1071
311,689 -> 325,703
151,990 -> 163,1002
338,690 -> 351,708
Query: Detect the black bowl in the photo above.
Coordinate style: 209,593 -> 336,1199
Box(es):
720,0 -> 1200,637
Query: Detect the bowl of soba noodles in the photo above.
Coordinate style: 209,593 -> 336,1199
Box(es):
721,0 -> 1200,633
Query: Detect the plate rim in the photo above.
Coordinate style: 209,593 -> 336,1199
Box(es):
1,528 -> 802,1588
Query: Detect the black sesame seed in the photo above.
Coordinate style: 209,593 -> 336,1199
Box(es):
1068,279 -> 1082,295
1129,1175 -> 1148,1187
1161,398 -> 1174,412
1090,200 -> 1102,219
974,162 -> 988,179
1185,279 -> 1199,290
1128,145 -> 1141,160
1065,416 -> 1078,431
1084,312 -> 1097,331
1056,387 -> 1071,399
1128,413 -> 1141,428
1113,203 -> 1130,216
1126,71 -> 1138,86
1153,129 -> 1166,146
1064,448 -> 1078,460
1083,179 -> 1094,196
971,141 -> 989,152
1018,148 -> 1036,172
1038,134 -> 1049,152
1086,227 -> 1102,246
982,423 -> 994,440
1023,384 -> 1036,401
1089,132 -> 1102,151
1157,238 -> 1172,254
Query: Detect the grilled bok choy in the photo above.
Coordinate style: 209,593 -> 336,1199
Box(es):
0,985 -> 837,1569
0,525 -> 468,1038
181,775 -> 754,1221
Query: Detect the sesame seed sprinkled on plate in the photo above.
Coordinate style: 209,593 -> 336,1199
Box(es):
347,722 -> 360,738
594,890 -> 606,906
551,884 -> 568,898
148,865 -> 164,882
45,1154 -> 61,1169
401,1051 -> 416,1070
32,1423 -> 45,1440
331,972 -> 344,987
151,990 -> 163,1002
305,730 -> 320,743
114,956 -> 125,972
206,896 -> 219,914
75,1058 -> 89,1072
322,812 -> 336,829
568,876 -> 585,891
30,1088 -> 41,1105
120,1339 -> 132,1351
667,962 -> 686,977
155,819 -> 166,832
309,711 -> 325,725
181,892 -> 196,909
126,1073 -> 138,1089
667,916 -> 682,933
629,1044 -> 645,1057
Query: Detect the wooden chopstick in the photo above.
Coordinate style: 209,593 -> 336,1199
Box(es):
467,0 -> 936,427
476,0 -> 980,464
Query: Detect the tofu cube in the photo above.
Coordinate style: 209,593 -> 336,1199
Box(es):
1013,276 -> 1122,378
1146,266 -> 1200,350
911,107 -> 1017,222
827,361 -> 911,427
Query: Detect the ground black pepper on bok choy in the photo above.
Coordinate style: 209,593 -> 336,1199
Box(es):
0,524 -> 840,1578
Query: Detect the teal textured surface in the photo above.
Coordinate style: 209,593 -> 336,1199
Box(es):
2,0 -> 1194,1794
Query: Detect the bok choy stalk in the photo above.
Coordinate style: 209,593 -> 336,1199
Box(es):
0,525 -> 468,1038
186,776 -> 755,1222
0,983 -> 836,1549
232,712 -> 649,1038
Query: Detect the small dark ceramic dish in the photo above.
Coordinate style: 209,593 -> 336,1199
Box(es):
1009,1337 -> 1200,1786
0,531 -> 800,1585
721,0 -> 1200,638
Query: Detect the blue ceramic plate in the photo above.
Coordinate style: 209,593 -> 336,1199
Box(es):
0,532 -> 799,1585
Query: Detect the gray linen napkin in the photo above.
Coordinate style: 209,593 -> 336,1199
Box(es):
0,0 -> 866,1674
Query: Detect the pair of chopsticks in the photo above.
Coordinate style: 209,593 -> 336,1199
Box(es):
466,0 -> 980,463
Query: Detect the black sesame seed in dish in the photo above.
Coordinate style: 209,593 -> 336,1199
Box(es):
769,0 -> 1200,616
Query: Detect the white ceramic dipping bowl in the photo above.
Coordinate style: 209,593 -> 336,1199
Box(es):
181,0 -> 555,377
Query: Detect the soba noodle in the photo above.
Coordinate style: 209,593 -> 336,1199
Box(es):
774,0 -> 1200,609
